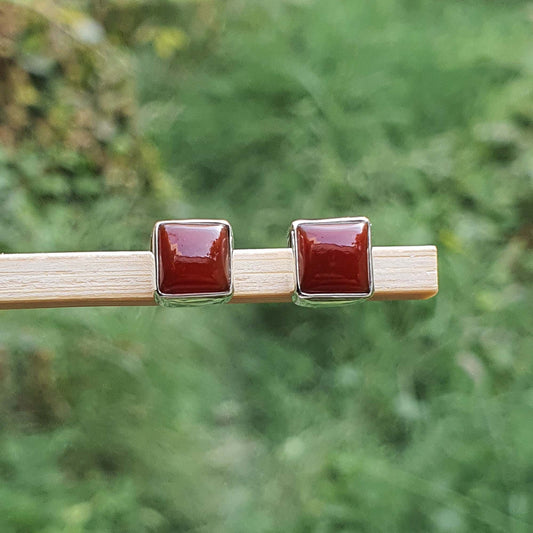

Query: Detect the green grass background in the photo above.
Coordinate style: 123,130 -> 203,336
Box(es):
0,0 -> 532,531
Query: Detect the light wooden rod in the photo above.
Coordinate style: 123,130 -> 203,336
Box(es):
0,246 -> 437,309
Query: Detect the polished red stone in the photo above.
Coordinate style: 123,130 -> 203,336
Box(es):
156,222 -> 231,295
296,220 -> 370,295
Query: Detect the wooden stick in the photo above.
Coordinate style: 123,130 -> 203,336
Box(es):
0,246 -> 437,309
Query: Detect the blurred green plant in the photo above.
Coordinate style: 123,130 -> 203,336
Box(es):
0,1 -> 176,253
0,0 -> 532,532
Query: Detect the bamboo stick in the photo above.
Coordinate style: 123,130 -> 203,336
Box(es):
0,246 -> 437,309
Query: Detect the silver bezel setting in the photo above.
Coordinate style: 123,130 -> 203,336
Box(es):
151,219 -> 234,307
288,217 -> 374,307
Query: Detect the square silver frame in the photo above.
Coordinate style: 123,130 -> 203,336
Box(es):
151,219 -> 234,307
288,217 -> 374,307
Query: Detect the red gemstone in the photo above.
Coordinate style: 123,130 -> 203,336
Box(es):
156,222 -> 231,295
296,220 -> 370,295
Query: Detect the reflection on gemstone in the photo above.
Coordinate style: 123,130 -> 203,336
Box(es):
296,221 -> 370,294
157,222 -> 231,295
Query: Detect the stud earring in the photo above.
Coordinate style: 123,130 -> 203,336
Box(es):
152,219 -> 234,307
288,217 -> 373,307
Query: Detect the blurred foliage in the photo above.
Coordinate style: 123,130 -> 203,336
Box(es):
0,0 -> 532,532
0,1 -> 175,253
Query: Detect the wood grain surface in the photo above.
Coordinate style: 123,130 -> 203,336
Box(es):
0,246 -> 438,309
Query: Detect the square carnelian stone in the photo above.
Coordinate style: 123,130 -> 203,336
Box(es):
295,219 -> 371,295
156,221 -> 231,296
